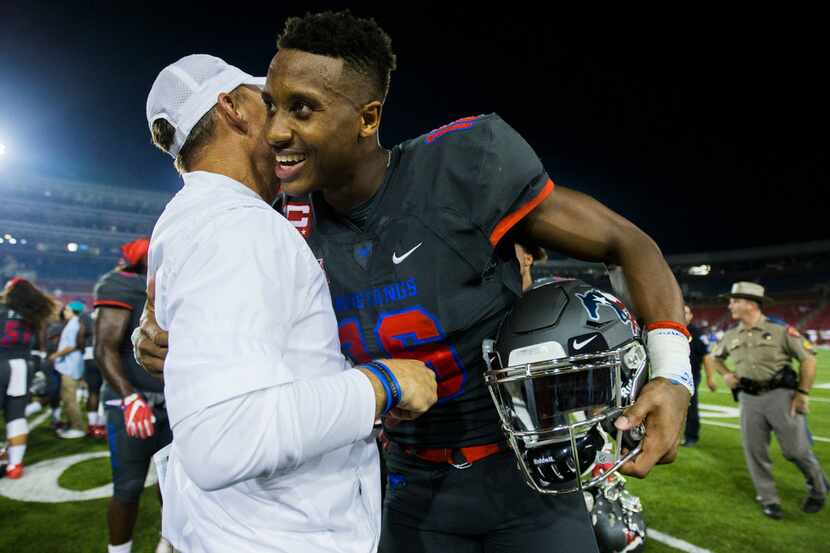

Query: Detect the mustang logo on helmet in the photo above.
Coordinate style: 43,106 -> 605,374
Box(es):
576,289 -> 639,335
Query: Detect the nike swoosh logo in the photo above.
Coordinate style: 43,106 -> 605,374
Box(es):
572,335 -> 597,351
392,242 -> 423,264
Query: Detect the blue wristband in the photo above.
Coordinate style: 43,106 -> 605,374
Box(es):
371,361 -> 402,408
364,364 -> 393,415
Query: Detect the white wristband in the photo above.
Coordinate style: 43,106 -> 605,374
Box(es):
646,328 -> 694,396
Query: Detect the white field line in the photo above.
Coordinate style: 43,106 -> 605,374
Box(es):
700,420 -> 830,443
648,529 -> 714,553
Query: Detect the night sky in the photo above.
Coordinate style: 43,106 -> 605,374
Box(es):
1,4 -> 827,254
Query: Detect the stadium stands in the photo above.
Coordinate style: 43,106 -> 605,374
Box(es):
0,171 -> 170,303
3,170 -> 830,343
534,240 -> 830,343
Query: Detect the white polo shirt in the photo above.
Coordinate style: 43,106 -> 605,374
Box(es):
148,171 -> 380,553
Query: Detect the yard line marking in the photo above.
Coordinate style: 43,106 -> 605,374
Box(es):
699,404 -> 740,418
648,529 -> 714,553
28,410 -> 51,430
701,420 -> 830,443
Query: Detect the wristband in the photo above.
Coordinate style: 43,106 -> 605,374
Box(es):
646,320 -> 691,340
646,328 -> 694,396
363,364 -> 394,415
367,361 -> 402,409
797,388 -> 810,396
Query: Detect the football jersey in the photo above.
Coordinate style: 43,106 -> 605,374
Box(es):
93,269 -> 162,394
0,301 -> 38,357
303,114 -> 554,447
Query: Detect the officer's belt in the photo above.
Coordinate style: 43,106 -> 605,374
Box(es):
737,366 -> 798,397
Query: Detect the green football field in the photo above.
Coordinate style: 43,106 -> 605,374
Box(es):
2,353 -> 829,553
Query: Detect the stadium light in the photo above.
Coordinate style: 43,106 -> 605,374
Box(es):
66,242 -> 79,252
0,238 -> 4,244
0,143 -> 6,157
8,238 -> 16,245
3,234 -> 10,240
688,264 -> 711,276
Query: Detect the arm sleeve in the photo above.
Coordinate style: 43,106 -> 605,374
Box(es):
470,115 -> 554,246
173,369 -> 376,491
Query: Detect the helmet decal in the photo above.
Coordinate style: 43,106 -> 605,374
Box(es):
575,289 -> 638,335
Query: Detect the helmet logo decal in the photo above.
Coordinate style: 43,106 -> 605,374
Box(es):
575,289 -> 638,334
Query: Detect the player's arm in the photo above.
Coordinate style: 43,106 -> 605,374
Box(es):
96,306 -> 156,439
517,185 -> 682,323
516,185 -> 690,478
94,307 -> 136,398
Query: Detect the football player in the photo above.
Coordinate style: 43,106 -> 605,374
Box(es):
0,277 -> 55,478
79,307 -> 105,438
94,238 -> 172,553
138,11 -> 693,552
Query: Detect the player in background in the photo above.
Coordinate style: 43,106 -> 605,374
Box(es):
1,277 -> 56,478
79,308 -> 105,438
94,237 -> 172,553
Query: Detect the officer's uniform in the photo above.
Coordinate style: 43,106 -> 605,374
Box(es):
713,314 -> 827,506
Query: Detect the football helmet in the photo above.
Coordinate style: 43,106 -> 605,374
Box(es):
483,279 -> 648,494
585,466 -> 647,553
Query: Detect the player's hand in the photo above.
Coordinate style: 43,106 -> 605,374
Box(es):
707,377 -> 717,392
790,393 -> 809,416
614,377 -> 690,478
360,359 -> 437,420
122,393 -> 156,439
135,276 -> 169,379
723,372 -> 739,390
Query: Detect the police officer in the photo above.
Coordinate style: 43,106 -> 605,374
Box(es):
704,282 -> 827,519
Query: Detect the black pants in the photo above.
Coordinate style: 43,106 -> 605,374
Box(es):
379,444 -> 599,553
106,400 -> 172,502
83,360 -> 102,394
685,370 -> 701,442
0,358 -> 29,422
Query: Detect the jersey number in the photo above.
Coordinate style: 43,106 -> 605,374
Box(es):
338,307 -> 465,402
1,320 -> 32,347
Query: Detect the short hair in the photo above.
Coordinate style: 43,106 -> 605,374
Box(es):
150,87 -> 246,172
277,10 -> 396,101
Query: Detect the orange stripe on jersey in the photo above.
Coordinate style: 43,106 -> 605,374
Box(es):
489,178 -> 555,247
94,300 -> 134,311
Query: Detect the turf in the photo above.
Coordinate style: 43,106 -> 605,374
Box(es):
2,352 -> 829,552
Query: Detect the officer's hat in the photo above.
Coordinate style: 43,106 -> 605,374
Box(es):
720,281 -> 774,305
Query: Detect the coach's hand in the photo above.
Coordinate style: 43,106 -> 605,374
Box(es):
359,359 -> 437,421
614,377 -> 690,478
135,276 -> 169,379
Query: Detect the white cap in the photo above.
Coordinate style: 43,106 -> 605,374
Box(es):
146,54 -> 265,158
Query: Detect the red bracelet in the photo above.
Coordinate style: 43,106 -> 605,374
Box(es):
646,320 -> 691,339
